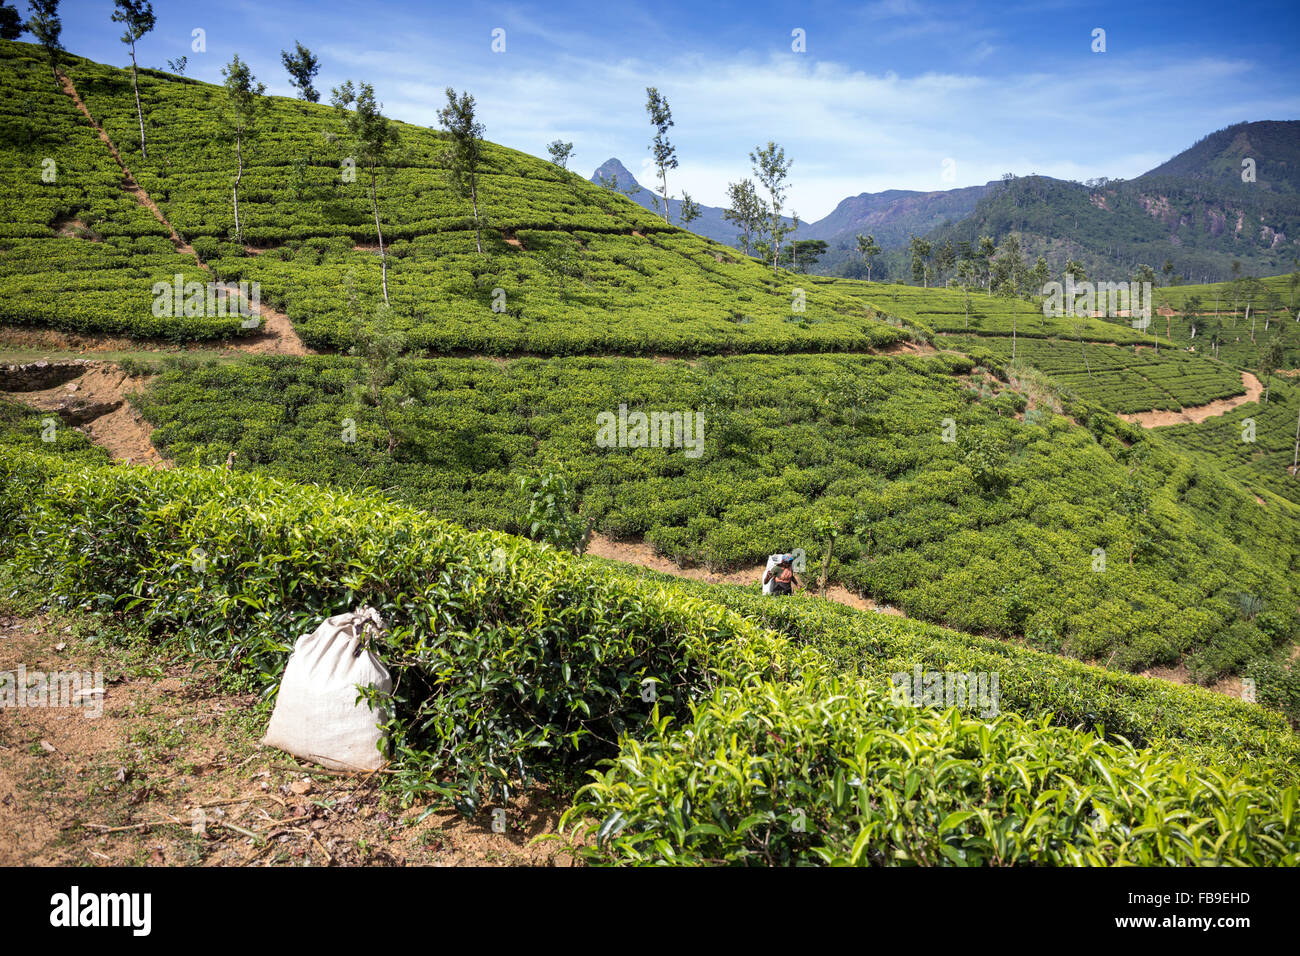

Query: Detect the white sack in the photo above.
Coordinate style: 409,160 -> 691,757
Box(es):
262,606 -> 392,772
761,554 -> 783,595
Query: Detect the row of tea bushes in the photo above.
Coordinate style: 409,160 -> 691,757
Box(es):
563,674 -> 1300,865
0,446 -> 810,810
943,334 -> 1247,414
602,564 -> 1300,773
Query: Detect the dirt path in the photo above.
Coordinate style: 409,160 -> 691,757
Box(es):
3,361 -> 166,467
0,609 -> 572,866
1118,370 -> 1263,427
55,70 -> 308,358
585,534 -> 905,616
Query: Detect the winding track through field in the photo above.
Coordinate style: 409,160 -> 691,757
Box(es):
1117,370 -> 1264,427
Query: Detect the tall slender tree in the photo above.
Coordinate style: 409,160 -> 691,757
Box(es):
978,235 -> 996,296
220,54 -> 264,245
993,235 -> 1027,359
750,141 -> 792,276
1028,255 -> 1049,328
280,41 -> 321,102
644,87 -> 677,224
1293,398 -> 1300,480
1261,339 -> 1284,405
333,80 -> 399,305
546,139 -> 573,171
111,0 -> 154,158
0,2 -> 23,40
678,192 -> 701,228
935,239 -> 956,286
26,0 -> 62,81
908,236 -> 932,287
724,179 -> 762,256
856,233 -> 880,282
438,87 -> 485,255
957,258 -> 975,329
1070,321 -> 1094,379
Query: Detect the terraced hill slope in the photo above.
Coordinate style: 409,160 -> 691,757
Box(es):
13,42 -> 896,357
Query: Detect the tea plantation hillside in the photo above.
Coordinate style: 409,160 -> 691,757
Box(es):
0,43 -> 242,340
921,272 -> 1300,504
0,40 -> 900,357
3,46 -> 1299,744
2,424 -> 1298,865
131,351 -> 1300,683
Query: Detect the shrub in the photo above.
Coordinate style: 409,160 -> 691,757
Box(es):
563,674 -> 1300,866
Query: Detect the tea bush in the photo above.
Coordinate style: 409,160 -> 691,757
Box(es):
1160,378 -> 1300,505
602,565 -> 1300,775
0,447 -> 814,809
563,676 -> 1300,865
3,445 -> 1298,864
943,334 -> 1247,413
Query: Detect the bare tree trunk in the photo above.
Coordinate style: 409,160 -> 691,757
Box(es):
232,133 -> 242,241
370,166 -> 389,307
1012,298 -> 1017,361
1293,401 -> 1300,477
130,42 -> 147,158
470,170 -> 482,254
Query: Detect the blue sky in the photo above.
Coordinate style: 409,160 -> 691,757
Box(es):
49,0 -> 1300,221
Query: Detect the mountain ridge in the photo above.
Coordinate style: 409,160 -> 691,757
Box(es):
593,120 -> 1300,282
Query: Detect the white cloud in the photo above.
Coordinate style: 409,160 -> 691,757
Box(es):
301,30 -> 1297,222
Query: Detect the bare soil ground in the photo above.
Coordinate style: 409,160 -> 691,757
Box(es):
1137,661 -> 1249,700
875,339 -> 938,357
585,534 -> 905,616
0,606 -> 574,867
2,362 -> 165,466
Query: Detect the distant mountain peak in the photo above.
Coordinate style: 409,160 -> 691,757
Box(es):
591,158 -> 640,189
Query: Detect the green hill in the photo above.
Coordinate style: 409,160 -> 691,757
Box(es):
926,122 -> 1300,285
16,42 -> 896,356
3,40 -> 1297,688
0,42 -> 233,340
